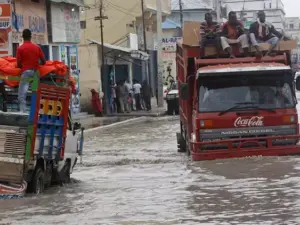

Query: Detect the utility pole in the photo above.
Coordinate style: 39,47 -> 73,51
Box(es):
141,0 -> 150,82
156,0 -> 163,107
216,0 -> 220,22
141,0 -> 147,52
179,0 -> 183,34
95,0 -> 108,114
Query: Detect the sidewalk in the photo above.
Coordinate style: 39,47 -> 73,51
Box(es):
110,98 -> 166,117
74,115 -> 137,129
73,98 -> 167,129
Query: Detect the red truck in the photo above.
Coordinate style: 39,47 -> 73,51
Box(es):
176,42 -> 300,161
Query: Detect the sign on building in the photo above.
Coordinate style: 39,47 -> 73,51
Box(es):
153,37 -> 182,51
12,1 -> 48,45
153,37 -> 182,87
51,3 -> 80,43
0,3 -> 12,56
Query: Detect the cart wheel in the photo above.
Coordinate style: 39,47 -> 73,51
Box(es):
30,168 -> 45,194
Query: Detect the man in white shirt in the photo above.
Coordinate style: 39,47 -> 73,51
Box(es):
133,80 -> 142,110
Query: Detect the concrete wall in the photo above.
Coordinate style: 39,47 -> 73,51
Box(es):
78,44 -> 101,112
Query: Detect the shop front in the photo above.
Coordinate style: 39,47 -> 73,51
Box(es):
49,0 -> 81,114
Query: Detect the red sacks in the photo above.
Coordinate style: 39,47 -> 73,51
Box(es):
0,57 -> 74,88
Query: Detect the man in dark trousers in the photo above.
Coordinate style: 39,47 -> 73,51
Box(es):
249,10 -> 287,56
220,11 -> 249,58
17,29 -> 46,113
142,80 -> 151,111
200,12 -> 221,58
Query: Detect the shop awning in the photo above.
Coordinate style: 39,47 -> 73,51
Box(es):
50,0 -> 85,7
87,39 -> 149,61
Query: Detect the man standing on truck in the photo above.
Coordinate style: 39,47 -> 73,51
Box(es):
249,11 -> 287,56
199,12 -> 221,58
17,29 -> 46,113
220,11 -> 249,58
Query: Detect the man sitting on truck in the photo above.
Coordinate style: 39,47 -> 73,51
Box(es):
249,11 -> 287,56
17,29 -> 46,113
200,12 -> 221,58
220,11 -> 249,58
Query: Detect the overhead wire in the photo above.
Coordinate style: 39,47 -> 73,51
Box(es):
103,2 -> 140,34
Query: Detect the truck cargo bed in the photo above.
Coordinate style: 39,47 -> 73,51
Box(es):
0,128 -> 26,183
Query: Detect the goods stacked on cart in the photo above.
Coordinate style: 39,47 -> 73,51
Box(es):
0,57 -> 76,112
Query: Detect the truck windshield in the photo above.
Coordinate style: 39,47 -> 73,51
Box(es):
198,73 -> 295,113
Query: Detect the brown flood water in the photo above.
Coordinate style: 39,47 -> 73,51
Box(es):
1,117 -> 300,225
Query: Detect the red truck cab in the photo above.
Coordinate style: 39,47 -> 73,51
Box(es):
176,42 -> 300,161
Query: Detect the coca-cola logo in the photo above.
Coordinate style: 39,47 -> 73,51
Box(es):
234,116 -> 264,127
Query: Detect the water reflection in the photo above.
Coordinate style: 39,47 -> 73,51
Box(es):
186,157 -> 300,224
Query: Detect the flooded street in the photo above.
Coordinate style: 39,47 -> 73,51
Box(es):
2,117 -> 300,224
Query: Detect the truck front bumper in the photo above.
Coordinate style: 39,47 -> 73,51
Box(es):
189,134 -> 300,161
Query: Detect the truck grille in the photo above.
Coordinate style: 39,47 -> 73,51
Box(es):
199,125 -> 298,150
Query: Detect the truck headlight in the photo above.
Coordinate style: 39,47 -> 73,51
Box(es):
283,115 -> 296,123
191,133 -> 196,142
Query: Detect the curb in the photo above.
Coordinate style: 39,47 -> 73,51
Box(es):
107,111 -> 166,117
84,116 -> 147,133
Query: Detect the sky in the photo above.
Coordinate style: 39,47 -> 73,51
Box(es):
282,0 -> 299,17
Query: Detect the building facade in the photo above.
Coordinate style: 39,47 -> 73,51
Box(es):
285,17 -> 300,69
159,1 -> 211,89
222,0 -> 285,30
79,0 -> 171,113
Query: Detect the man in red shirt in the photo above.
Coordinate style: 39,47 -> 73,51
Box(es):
17,29 -> 46,113
220,11 -> 249,58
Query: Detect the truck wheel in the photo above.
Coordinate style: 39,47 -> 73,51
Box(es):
31,168 -> 45,194
167,103 -> 173,115
177,133 -> 186,152
63,162 -> 71,184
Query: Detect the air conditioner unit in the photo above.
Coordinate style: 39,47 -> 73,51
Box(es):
128,33 -> 138,50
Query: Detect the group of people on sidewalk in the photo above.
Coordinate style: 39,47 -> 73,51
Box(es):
111,79 -> 152,113
200,10 -> 289,58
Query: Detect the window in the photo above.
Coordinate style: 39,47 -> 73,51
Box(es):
198,72 -> 295,113
290,24 -> 294,29
80,21 -> 86,29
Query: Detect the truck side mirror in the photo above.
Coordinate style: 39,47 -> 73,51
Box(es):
296,77 -> 300,91
180,83 -> 188,100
